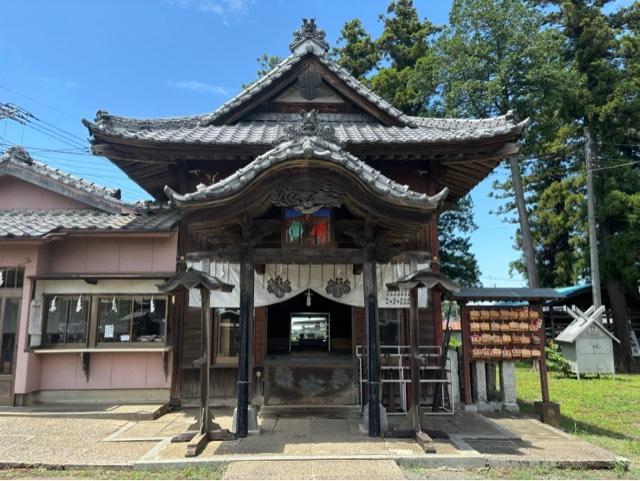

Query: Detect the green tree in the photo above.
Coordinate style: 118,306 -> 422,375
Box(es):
438,0 -> 579,289
332,0 -> 441,115
540,0 -> 640,371
332,19 -> 379,79
438,196 -> 482,286
256,54 -> 282,77
243,54 -> 283,88
512,175 -> 589,286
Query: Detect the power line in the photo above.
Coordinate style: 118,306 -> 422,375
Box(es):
0,83 -> 80,120
590,160 -> 640,172
0,103 -> 89,151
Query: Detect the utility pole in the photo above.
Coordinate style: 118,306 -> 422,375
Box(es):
509,156 -> 539,288
584,126 -> 603,315
0,103 -> 30,123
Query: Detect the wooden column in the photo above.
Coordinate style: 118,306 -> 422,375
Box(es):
408,288 -> 421,432
409,287 -> 436,452
199,287 -> 211,434
169,291 -> 185,407
427,170 -> 443,346
236,241 -> 254,437
363,241 -> 380,437
460,303 -> 473,405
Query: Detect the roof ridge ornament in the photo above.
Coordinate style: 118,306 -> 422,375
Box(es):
2,145 -> 34,165
277,109 -> 339,145
290,18 -> 329,55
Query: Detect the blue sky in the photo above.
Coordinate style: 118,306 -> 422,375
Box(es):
0,0 -> 525,286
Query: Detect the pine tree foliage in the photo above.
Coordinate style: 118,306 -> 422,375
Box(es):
438,196 -> 482,287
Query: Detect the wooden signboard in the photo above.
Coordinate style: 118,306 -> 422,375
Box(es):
464,306 -> 544,361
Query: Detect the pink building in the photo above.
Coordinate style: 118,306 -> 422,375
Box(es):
0,146 -> 179,405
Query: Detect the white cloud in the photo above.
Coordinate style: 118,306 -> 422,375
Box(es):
39,76 -> 78,88
168,80 -> 228,95
165,0 -> 252,16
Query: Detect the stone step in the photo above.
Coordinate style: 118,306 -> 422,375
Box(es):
259,404 -> 361,419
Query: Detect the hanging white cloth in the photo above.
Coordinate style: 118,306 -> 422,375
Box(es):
188,261 -> 419,309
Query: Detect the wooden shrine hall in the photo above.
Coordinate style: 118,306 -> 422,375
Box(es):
83,19 -> 528,447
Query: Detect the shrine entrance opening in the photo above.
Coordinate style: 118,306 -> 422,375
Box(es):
267,290 -> 353,356
262,289 -> 358,407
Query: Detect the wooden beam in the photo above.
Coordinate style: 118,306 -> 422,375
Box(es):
187,248 -> 368,264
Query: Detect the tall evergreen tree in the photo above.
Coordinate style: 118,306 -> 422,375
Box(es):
539,0 -> 640,371
438,0 -> 579,289
332,19 -> 379,79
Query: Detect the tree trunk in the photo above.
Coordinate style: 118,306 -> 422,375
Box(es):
606,275 -> 636,373
509,156 -> 539,288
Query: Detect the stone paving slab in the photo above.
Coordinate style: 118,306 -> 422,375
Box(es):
222,460 -> 405,480
0,403 -> 168,421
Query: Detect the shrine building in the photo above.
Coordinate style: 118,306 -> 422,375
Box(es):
0,20 -> 531,442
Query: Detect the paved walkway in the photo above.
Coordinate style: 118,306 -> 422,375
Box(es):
0,405 -> 625,477
222,460 -> 405,480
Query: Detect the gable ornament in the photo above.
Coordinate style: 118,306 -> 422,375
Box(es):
290,18 -> 329,54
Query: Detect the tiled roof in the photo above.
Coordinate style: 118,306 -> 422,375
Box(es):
193,50 -> 415,127
0,207 -> 180,238
86,111 -> 526,146
166,133 -> 449,210
0,146 -> 181,238
0,146 -> 120,200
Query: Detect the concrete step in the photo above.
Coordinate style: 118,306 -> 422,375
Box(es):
259,404 -> 361,419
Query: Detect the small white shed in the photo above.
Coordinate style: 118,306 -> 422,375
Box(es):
555,306 -> 620,378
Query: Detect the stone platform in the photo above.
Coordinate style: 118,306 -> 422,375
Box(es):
0,405 -> 626,475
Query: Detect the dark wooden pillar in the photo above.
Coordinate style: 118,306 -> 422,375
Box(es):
427,168 -> 443,346
199,287 -> 211,434
408,288 -> 421,432
363,241 -> 380,437
236,241 -> 254,437
169,290 -> 185,407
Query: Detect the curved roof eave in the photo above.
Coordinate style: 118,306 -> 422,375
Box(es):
164,136 -> 449,213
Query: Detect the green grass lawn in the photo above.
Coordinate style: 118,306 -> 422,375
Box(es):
0,466 -> 226,480
407,367 -> 640,479
514,366 -> 640,461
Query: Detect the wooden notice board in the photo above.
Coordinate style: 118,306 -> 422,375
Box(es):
460,304 -> 550,405
465,307 -> 544,361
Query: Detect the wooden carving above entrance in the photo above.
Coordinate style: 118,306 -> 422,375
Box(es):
271,179 -> 342,214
